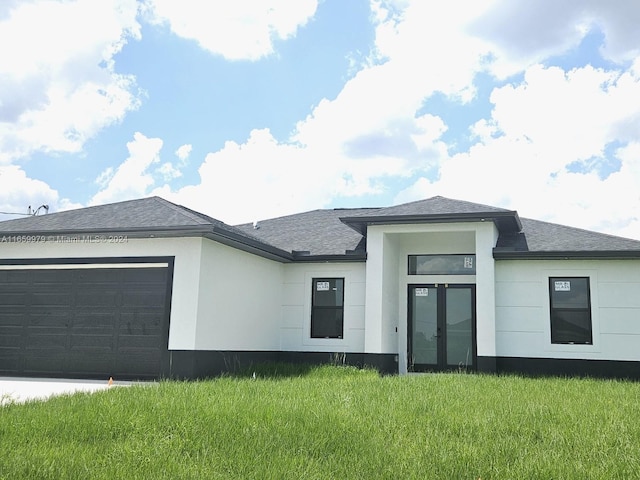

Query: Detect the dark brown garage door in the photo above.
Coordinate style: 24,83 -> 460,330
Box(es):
0,260 -> 173,379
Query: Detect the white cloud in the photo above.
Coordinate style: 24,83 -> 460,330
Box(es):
95,167 -> 115,189
158,162 -> 182,181
90,132 -> 162,206
469,0 -> 640,76
148,0 -> 489,224
296,0 -> 487,147
154,144 -> 192,182
342,1 -> 640,240
134,0 -> 640,243
0,0 -> 142,163
153,128 -> 346,224
153,95 -> 452,224
279,1 -> 484,193
175,144 -> 192,162
143,0 -> 318,61
589,1 -> 640,62
395,60 -> 640,239
0,165 -> 68,219
484,63 -> 640,166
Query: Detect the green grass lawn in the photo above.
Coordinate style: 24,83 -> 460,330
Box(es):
2,365 -> 640,479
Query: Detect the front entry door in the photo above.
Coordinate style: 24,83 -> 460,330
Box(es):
408,284 -> 476,372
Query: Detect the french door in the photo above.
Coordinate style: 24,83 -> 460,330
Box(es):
408,284 -> 476,372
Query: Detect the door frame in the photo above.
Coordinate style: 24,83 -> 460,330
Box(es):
407,283 -> 477,372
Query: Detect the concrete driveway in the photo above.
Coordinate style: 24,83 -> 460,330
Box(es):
0,377 -> 131,405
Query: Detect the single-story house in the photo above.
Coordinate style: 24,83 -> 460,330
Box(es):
1,195 -> 639,380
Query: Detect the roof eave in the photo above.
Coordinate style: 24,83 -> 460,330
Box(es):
493,249 -> 640,260
0,225 -> 212,239
340,211 -> 522,235
290,252 -> 367,262
205,226 -> 294,262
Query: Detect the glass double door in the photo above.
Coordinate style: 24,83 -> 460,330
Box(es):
408,284 -> 475,372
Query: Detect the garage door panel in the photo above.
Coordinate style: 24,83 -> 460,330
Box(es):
0,313 -> 24,326
77,269 -> 121,281
32,269 -> 73,282
65,362 -> 107,375
120,324 -> 163,334
27,322 -> 69,336
31,292 -> 73,306
70,331 -> 116,342
73,313 -> 118,328
75,291 -> 120,307
63,354 -> 114,375
120,311 -> 162,325
118,334 -> 164,349
0,262 -> 172,379
24,355 -> 65,375
0,355 -> 20,371
69,334 -> 114,349
123,268 -> 168,282
0,270 -> 30,284
115,353 -> 161,376
121,292 -> 166,307
119,309 -> 164,317
0,292 -> 28,305
124,281 -> 168,291
25,333 -> 67,349
27,313 -> 70,327
120,326 -> 163,338
0,333 -> 21,348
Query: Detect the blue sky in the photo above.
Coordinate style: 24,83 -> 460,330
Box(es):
1,0 -> 640,239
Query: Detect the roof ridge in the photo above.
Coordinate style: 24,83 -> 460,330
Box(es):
389,195 -> 512,212
149,197 -> 276,244
332,207 -> 381,212
149,196 -> 217,226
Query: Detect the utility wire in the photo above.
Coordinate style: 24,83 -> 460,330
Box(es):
0,204 -> 49,216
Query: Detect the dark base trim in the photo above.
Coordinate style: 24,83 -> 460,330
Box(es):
169,350 -> 398,379
479,356 -> 640,380
476,356 -> 497,374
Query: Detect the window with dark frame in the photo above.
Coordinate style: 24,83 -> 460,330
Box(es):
549,277 -> 592,345
311,278 -> 344,339
408,254 -> 476,275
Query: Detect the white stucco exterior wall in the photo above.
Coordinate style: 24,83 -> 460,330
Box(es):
363,222 -> 498,373
362,227 -> 386,354
474,221 -> 499,359
194,239 -> 284,351
495,259 -> 640,361
281,262 -> 366,353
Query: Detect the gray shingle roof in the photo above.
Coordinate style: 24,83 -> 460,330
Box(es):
2,195 -> 639,260
339,195 -> 522,234
0,196 -> 291,260
495,217 -> 640,257
0,197 -> 218,233
235,208 -> 372,257
346,196 -> 512,217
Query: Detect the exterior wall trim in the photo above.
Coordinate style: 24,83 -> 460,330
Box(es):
484,356 -> 640,380
494,250 -> 640,260
0,256 -> 175,266
168,350 -> 398,378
